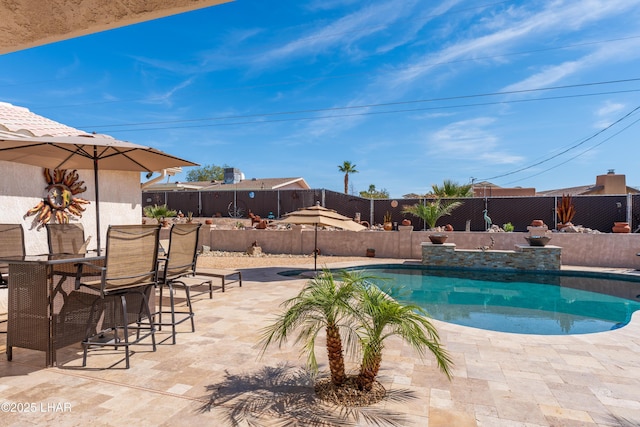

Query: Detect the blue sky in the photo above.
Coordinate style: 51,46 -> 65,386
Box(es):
1,0 -> 640,198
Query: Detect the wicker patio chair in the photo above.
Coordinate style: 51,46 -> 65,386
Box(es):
156,223 -> 211,344
0,224 -> 24,333
76,224 -> 161,368
0,224 -> 25,289
46,223 -> 91,255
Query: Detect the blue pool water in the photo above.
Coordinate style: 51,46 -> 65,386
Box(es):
281,266 -> 640,335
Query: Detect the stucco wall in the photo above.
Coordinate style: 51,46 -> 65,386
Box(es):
194,226 -> 640,269
0,161 -> 142,254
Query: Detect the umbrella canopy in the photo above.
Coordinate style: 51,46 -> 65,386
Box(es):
274,204 -> 365,270
0,133 -> 198,254
0,133 -> 197,172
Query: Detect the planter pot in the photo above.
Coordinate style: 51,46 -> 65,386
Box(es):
205,219 -> 213,225
557,222 -> 573,231
428,234 -> 448,244
401,219 -> 412,226
612,222 -> 631,233
366,248 -> 375,257
530,219 -> 545,227
444,224 -> 454,232
383,222 -> 393,231
524,235 -> 551,246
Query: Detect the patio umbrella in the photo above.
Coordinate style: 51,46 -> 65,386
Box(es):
274,203 -> 366,270
0,133 -> 198,254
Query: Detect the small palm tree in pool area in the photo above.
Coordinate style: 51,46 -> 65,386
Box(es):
354,283 -> 453,391
259,270 -> 365,386
260,270 -> 453,405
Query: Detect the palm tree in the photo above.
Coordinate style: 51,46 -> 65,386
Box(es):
354,284 -> 453,391
259,270 -> 366,386
338,161 -> 358,194
402,198 -> 462,229
431,179 -> 473,197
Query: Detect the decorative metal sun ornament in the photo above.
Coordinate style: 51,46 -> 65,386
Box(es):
24,168 -> 90,229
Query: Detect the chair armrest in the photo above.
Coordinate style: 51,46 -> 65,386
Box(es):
75,261 -> 106,289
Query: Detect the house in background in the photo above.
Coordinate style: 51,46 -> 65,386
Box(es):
537,170 -> 640,197
404,171 -> 638,199
143,168 -> 310,192
472,181 -> 536,197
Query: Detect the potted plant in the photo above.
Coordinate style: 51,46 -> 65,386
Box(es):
142,204 -> 177,227
383,211 -> 393,231
502,222 -> 514,232
556,194 -> 575,230
402,197 -> 462,230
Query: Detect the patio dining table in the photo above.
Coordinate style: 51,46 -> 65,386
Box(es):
0,253 -> 108,367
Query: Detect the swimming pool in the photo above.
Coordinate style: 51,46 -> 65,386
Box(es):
281,265 -> 640,335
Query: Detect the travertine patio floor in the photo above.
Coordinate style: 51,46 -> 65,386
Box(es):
1,259 -> 639,426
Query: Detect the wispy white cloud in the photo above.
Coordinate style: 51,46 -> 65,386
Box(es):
427,117 -> 523,164
141,77 -> 195,107
382,0 -> 640,90
250,0 -> 417,68
305,0 -> 360,12
55,56 -> 81,79
593,100 -> 626,128
502,37 -> 640,92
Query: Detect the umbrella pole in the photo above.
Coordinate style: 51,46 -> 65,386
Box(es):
314,224 -> 318,271
93,148 -> 101,255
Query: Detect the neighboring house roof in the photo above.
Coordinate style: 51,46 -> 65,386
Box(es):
0,102 -> 89,137
536,185 -> 594,197
472,181 -> 536,197
145,177 -> 311,192
538,185 -> 640,197
537,172 -> 640,196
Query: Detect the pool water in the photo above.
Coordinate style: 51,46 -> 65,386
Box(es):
356,267 -> 640,335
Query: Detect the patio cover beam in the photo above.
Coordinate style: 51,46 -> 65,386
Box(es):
0,0 -> 233,55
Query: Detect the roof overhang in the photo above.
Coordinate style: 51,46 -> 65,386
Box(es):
0,0 -> 233,55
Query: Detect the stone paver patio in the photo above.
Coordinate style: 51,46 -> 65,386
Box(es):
1,259 -> 639,426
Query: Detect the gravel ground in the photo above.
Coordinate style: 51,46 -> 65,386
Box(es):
196,250 -> 373,269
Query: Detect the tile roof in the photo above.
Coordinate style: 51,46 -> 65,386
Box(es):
144,177 -> 310,191
0,101 -> 89,137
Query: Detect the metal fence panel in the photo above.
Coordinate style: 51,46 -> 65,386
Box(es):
142,189 -> 638,232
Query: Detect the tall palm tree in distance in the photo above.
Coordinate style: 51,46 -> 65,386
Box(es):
338,161 -> 358,194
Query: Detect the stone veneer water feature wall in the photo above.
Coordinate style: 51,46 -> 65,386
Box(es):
420,242 -> 562,271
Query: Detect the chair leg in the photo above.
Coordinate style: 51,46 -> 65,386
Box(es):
184,286 -> 195,332
169,283 -> 177,345
139,287 -> 156,352
157,284 -> 164,331
82,296 -> 102,367
120,295 -> 130,369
